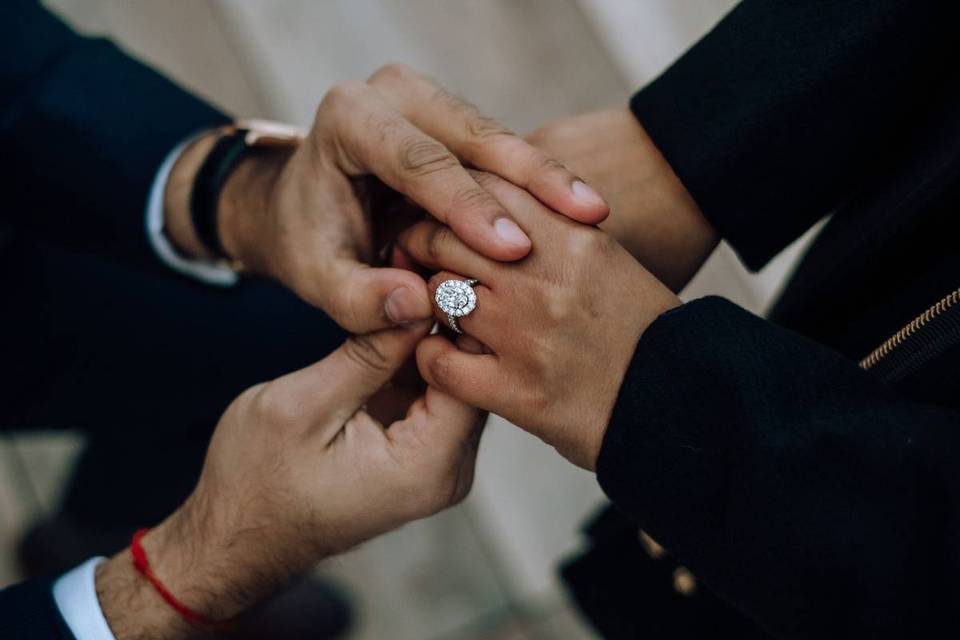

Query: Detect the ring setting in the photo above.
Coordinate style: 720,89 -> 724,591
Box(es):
435,279 -> 478,334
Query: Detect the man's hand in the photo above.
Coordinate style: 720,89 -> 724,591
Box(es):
527,107 -> 718,292
397,172 -> 680,471
165,64 -> 609,333
95,320 -> 483,639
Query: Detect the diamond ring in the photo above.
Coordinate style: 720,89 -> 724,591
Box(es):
434,278 -> 479,334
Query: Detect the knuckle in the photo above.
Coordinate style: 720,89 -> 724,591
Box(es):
249,381 -> 303,427
466,115 -> 514,141
524,124 -> 552,148
328,284 -> 362,330
539,154 -> 570,173
369,62 -> 413,84
432,84 -> 474,114
565,227 -> 609,260
425,224 -> 456,262
543,294 -> 573,324
320,80 -> 366,113
342,334 -> 392,374
449,185 -> 495,221
399,137 -> 459,177
469,170 -> 504,190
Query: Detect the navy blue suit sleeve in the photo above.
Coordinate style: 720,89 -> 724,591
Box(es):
0,578 -> 76,639
597,297 -> 960,637
0,0 -> 230,269
630,0 -> 960,269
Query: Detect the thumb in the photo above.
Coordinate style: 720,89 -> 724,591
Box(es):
325,260 -> 433,333
393,386 -> 485,458
279,320 -> 433,423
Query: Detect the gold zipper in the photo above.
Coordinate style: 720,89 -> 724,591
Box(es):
859,288 -> 960,370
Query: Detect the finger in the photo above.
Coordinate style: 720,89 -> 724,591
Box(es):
427,271 -> 500,345
389,385 -> 485,511
394,385 -> 484,451
325,260 -> 433,333
415,334 -> 503,413
466,170 -> 562,237
318,81 -> 533,262
396,219 -> 495,278
368,64 -> 609,225
455,334 -> 489,355
281,320 -> 434,425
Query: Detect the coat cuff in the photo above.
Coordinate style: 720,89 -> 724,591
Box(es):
596,296 -> 743,530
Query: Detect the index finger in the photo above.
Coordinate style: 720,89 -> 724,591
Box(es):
318,81 -> 533,262
367,64 -> 609,225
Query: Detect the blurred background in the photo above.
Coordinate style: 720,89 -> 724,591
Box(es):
0,1 -> 813,638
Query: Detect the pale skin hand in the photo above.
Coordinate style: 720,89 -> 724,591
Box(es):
164,64 -> 610,333
526,107 -> 719,292
397,173 -> 681,470
95,321 -> 483,639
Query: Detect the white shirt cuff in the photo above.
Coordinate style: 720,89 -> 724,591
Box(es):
53,557 -> 117,640
145,134 -> 239,287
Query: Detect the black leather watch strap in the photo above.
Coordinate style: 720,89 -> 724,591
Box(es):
190,129 -> 250,259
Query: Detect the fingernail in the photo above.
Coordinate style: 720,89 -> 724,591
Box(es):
386,286 -> 426,323
494,217 -> 530,247
571,180 -> 605,205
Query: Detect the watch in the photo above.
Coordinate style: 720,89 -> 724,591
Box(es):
189,119 -> 304,269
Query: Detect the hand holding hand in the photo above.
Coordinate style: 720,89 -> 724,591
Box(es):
398,173 -> 680,470
166,65 -> 609,333
95,321 -> 482,638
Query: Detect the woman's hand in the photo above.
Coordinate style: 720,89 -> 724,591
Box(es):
527,107 -> 717,291
397,172 -> 681,470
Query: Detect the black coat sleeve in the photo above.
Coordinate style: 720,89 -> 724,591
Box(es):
596,297 -> 960,638
630,0 -> 960,270
0,0 -> 229,269
0,578 -> 75,639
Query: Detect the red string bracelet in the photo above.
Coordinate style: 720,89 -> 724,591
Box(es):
130,528 -> 235,632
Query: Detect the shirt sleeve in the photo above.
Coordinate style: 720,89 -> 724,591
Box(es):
144,134 -> 239,286
629,0 -> 960,270
52,558 -> 116,640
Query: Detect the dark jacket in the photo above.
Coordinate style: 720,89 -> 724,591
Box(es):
567,0 -> 960,638
0,579 -> 75,639
0,2 -> 226,636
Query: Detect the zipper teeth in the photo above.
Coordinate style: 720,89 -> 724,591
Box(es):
859,288 -> 960,370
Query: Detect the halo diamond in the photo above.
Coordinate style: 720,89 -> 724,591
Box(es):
435,279 -> 478,318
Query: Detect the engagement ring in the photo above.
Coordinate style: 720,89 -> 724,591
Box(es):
435,278 -> 478,334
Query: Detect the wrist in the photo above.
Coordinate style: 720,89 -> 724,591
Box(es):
599,114 -> 718,291
95,493 -> 278,638
162,128 -> 295,274
162,131 -> 223,261
528,108 -> 718,291
217,144 -> 293,275
95,541 -> 192,640
578,285 -> 682,472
